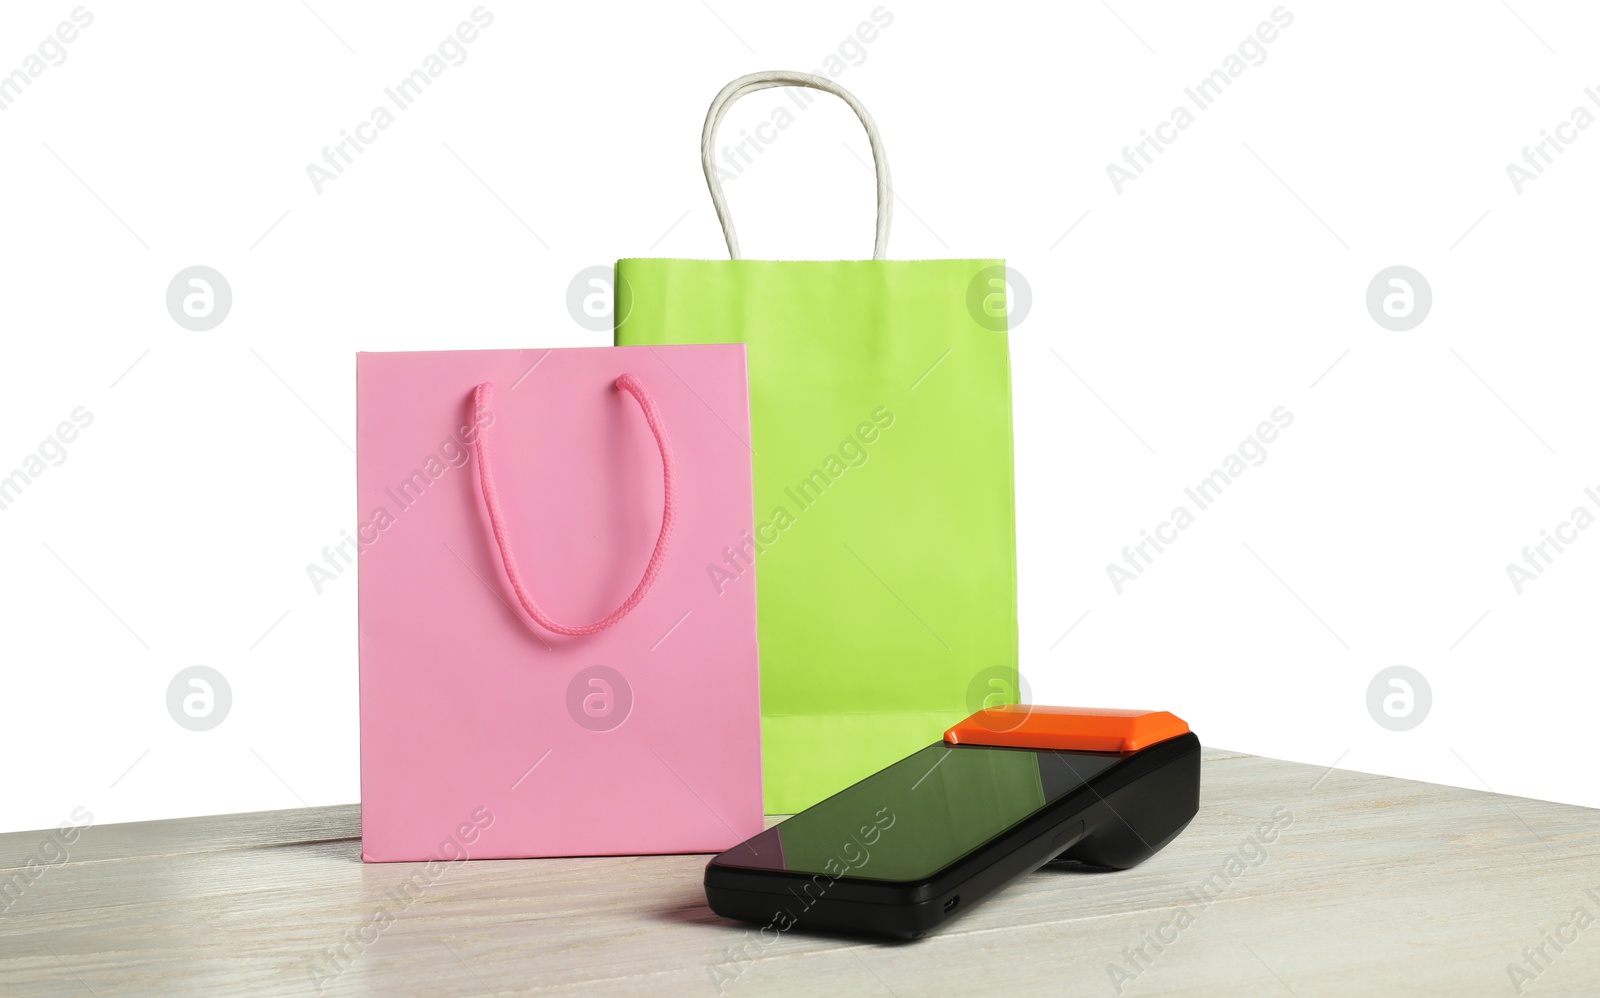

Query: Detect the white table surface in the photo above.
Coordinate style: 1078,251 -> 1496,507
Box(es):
3,745 -> 1598,996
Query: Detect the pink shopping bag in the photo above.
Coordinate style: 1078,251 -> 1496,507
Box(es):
357,344 -> 763,861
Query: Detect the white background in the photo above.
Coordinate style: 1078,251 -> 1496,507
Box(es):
1,0 -> 1596,833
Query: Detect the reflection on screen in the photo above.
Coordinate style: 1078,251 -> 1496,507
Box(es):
718,744 -> 1121,882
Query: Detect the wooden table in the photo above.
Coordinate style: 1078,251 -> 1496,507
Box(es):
4,747 -> 1599,996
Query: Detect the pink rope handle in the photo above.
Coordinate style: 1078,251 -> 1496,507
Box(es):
471,374 -> 676,637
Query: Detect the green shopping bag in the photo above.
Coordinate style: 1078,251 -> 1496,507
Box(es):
615,71 -> 1017,813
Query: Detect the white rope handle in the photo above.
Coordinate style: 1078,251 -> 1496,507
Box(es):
700,71 -> 892,260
